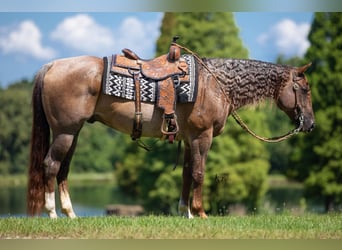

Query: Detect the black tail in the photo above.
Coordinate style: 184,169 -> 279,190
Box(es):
27,64 -> 52,216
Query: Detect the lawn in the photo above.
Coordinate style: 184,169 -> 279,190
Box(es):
1,213 -> 341,239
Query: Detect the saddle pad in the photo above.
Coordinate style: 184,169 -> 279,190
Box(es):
102,54 -> 198,103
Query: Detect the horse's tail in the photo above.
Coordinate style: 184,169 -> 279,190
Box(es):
27,63 -> 52,216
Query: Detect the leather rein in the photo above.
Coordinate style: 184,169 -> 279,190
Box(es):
176,43 -> 304,143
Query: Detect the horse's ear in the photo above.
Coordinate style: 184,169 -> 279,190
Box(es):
297,62 -> 312,74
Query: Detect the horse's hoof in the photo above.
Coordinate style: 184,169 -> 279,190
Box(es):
199,212 -> 208,219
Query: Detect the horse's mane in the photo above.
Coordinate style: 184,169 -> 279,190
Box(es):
203,58 -> 293,109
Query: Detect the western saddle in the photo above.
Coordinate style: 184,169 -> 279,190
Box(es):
110,37 -> 189,143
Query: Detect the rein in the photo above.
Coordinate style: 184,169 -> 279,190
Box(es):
231,111 -> 303,142
175,43 -> 304,143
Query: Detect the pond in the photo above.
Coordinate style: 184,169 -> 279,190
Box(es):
0,183 -> 138,217
0,183 -> 325,217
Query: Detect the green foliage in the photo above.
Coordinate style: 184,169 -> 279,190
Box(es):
156,13 -> 248,58
115,138 -> 182,214
288,13 -> 342,211
156,13 -> 176,56
147,168 -> 183,214
0,80 -> 32,174
71,123 -> 125,173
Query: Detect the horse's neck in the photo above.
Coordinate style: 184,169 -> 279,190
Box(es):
205,58 -> 291,110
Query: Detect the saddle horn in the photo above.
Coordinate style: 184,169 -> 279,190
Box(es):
168,36 -> 181,62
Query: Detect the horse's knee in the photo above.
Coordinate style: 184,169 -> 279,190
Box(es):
43,156 -> 60,178
44,134 -> 75,178
192,170 -> 204,184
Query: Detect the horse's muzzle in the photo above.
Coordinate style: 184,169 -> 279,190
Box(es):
300,119 -> 315,133
307,122 -> 315,133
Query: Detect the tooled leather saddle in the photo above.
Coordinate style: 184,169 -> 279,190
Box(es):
109,37 -> 190,143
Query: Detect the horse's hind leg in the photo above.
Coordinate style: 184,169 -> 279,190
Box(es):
43,133 -> 76,218
56,134 -> 79,218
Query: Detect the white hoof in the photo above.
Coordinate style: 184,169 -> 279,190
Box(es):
178,199 -> 194,219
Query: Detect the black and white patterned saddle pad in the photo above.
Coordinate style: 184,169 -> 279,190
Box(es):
102,54 -> 198,103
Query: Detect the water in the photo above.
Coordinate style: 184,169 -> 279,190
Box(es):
0,183 -> 137,217
264,186 -> 325,214
0,183 -> 325,217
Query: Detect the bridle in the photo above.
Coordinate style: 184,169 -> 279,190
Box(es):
175,43 -> 305,143
286,81 -> 305,133
232,81 -> 304,143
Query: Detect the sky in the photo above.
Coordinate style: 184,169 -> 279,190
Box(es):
0,12 -> 314,88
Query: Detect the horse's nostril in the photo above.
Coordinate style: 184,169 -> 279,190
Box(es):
309,122 -> 315,132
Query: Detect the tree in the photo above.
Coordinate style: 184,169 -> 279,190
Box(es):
116,13 -> 271,214
115,137 -> 183,214
288,13 -> 342,211
0,81 -> 32,175
71,123 -> 125,173
156,13 -> 248,58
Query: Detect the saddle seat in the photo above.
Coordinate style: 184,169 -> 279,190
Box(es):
113,50 -> 187,81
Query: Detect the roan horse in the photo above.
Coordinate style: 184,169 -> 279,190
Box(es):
27,50 -> 315,218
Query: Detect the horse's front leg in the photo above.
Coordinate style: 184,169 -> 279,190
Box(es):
190,131 -> 212,218
180,130 -> 212,218
179,142 -> 194,218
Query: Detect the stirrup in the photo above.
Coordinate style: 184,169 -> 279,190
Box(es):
161,114 -> 179,143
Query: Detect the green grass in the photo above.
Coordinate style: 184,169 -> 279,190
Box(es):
1,214 -> 341,239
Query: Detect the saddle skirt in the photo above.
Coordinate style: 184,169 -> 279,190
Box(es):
102,54 -> 198,103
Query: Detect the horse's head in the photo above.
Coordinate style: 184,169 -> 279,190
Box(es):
277,63 -> 315,133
